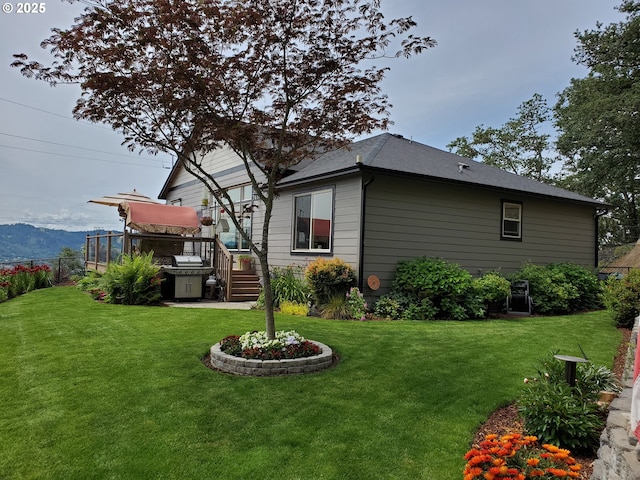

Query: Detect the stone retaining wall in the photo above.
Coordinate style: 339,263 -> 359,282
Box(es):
591,319 -> 640,480
210,340 -> 333,376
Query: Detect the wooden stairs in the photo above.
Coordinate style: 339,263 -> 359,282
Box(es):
228,269 -> 261,302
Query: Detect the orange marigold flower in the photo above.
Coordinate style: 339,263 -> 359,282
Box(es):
527,458 -> 540,467
465,449 -> 482,459
529,469 -> 545,477
568,465 -> 581,472
546,467 -> 568,477
485,434 -> 498,440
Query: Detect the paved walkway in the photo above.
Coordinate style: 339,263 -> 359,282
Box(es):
162,299 -> 255,310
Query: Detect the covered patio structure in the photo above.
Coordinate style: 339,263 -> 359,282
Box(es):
85,201 -> 255,301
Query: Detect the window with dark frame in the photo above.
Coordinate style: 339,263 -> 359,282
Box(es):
501,201 -> 522,240
292,189 -> 333,252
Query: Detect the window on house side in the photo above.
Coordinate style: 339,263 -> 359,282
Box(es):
293,190 -> 333,252
214,185 -> 253,251
502,201 -> 522,240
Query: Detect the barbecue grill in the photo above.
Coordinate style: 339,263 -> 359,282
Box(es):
160,255 -> 214,299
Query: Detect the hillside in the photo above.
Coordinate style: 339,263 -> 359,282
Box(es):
0,223 -> 114,262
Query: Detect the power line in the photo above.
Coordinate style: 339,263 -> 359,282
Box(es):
0,96 -> 111,129
0,144 -> 164,168
0,132 -> 165,165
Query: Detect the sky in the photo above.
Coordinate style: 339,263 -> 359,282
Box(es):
0,0 -> 625,231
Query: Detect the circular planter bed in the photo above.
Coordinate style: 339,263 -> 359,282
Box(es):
209,340 -> 333,376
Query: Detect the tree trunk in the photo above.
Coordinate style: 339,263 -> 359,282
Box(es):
258,253 -> 275,339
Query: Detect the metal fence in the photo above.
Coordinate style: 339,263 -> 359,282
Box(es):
0,256 -> 86,285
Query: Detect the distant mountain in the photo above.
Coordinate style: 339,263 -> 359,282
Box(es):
0,223 -> 116,262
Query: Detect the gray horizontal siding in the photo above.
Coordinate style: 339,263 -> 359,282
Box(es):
362,175 -> 596,298
267,175 -> 362,272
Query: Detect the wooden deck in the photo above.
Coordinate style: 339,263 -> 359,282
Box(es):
85,232 -> 260,302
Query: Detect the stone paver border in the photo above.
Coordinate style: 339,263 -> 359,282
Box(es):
209,340 -> 333,376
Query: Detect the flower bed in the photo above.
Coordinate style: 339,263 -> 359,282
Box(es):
0,264 -> 52,303
210,330 -> 333,376
463,433 -> 582,479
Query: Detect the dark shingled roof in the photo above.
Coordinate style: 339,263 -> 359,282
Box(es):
278,133 -> 605,207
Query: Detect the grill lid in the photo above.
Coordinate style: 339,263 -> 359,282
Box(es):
172,255 -> 203,267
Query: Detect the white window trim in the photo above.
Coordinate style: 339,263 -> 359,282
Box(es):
292,189 -> 333,253
501,201 -> 522,240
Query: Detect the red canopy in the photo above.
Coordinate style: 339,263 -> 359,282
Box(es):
119,202 -> 200,235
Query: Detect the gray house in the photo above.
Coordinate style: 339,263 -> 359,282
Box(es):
159,132 -> 606,301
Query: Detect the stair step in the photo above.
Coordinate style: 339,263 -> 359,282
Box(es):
227,270 -> 261,302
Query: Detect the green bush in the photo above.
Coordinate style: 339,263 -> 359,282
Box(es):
76,271 -> 106,300
373,291 -> 414,320
603,269 -> 640,328
509,262 -> 602,315
404,297 -> 439,320
102,252 -> 163,305
509,263 -> 579,315
473,272 -> 511,308
518,354 -> 614,452
389,257 -> 483,320
305,257 -> 356,307
547,263 -> 603,312
345,287 -> 368,320
256,264 -> 311,309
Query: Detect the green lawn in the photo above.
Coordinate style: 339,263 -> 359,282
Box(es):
0,287 -> 621,480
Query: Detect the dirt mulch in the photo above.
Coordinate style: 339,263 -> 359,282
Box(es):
470,327 -> 632,479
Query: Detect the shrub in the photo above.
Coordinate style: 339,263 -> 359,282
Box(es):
77,271 -> 106,300
374,291 -> 413,320
389,256 -> 483,320
345,287 -> 368,320
404,297 -> 438,320
473,271 -> 511,312
509,263 -> 579,315
305,257 -> 356,306
101,252 -> 163,305
518,354 -> 611,452
256,264 -> 311,310
547,263 -> 603,312
603,269 -> 640,328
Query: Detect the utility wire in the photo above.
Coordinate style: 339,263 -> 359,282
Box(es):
0,96 -> 111,129
0,144 -> 163,168
0,132 -> 164,164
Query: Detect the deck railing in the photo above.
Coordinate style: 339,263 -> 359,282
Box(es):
85,231 -> 216,271
213,237 -> 233,301
85,231 -> 123,272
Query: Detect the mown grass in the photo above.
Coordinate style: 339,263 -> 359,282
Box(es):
0,287 -> 621,479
